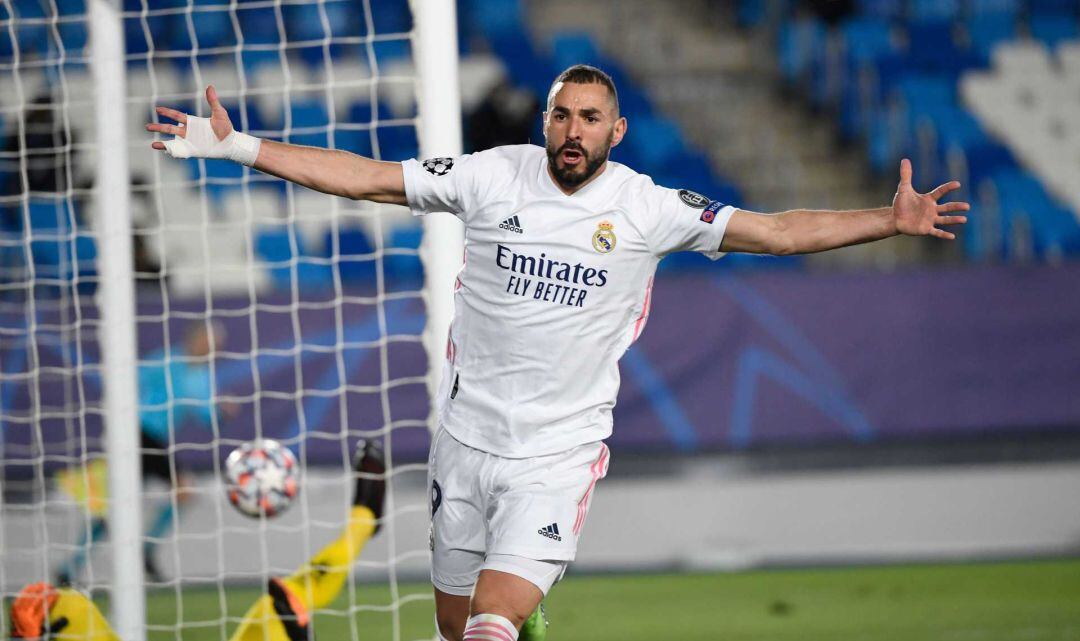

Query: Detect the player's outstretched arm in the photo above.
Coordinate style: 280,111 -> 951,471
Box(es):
147,85 -> 406,205
720,159 -> 970,255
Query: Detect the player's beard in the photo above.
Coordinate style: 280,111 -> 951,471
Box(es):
546,132 -> 612,190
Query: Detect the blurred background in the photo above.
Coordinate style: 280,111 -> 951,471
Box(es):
1,0 -> 1079,638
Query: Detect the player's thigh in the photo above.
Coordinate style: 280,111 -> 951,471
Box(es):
428,429 -> 487,593
486,441 -> 609,564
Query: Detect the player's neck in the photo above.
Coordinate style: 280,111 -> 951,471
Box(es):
547,161 -> 608,196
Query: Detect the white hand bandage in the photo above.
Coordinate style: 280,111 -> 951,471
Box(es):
161,116 -> 261,167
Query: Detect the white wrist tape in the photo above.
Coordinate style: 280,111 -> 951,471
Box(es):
162,115 -> 261,167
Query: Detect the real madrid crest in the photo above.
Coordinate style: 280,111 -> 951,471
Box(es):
592,221 -> 616,254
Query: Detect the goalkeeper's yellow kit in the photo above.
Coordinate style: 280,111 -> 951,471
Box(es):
231,505 -> 378,641
10,506 -> 377,641
10,583 -> 120,641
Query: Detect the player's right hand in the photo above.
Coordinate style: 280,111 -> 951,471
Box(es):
147,85 -> 236,159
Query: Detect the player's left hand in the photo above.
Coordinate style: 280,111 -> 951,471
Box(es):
10,583 -> 69,640
892,158 -> 970,240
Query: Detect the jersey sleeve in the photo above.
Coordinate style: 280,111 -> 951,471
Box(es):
401,153 -> 489,221
641,185 -> 736,260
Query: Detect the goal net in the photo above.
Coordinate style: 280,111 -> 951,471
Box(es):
1,1 -> 457,639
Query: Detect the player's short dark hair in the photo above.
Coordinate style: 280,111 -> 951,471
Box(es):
549,64 -> 620,115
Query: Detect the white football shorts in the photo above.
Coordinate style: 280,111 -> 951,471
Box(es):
427,426 -> 610,596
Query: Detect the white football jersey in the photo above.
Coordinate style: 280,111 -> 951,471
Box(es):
402,145 -> 734,457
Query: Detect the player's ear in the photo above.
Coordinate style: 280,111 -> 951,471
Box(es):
611,116 -> 627,148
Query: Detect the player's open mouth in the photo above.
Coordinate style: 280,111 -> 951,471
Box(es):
561,149 -> 584,165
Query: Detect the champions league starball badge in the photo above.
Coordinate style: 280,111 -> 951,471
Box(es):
592,221 -> 616,254
422,157 -> 454,176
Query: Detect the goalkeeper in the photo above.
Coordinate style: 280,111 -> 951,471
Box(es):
13,441 -> 386,641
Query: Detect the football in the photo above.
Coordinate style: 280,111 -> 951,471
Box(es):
224,440 -> 299,518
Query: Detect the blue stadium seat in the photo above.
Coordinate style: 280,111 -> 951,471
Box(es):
285,100 -> 330,149
908,0 -> 960,23
25,199 -> 96,284
285,1 -> 361,64
186,158 -> 245,201
623,117 -> 686,174
737,0 -> 767,27
28,199 -> 69,232
238,5 -> 279,46
617,84 -> 653,120
906,20 -> 960,71
337,102 -> 394,157
1,2 -> 50,60
376,123 -> 418,162
48,0 -> 89,54
121,0 -> 187,56
778,16 -> 827,82
856,0 -> 903,20
992,169 -> 1080,259
932,107 -> 984,153
1030,14 -> 1079,48
1028,0 -> 1079,16
55,0 -> 85,15
967,0 -> 1020,18
335,129 -> 374,157
462,0 -> 525,40
384,226 -> 423,281
256,225 -> 333,289
255,226 -> 294,288
372,39 -> 411,65
369,0 -> 412,34
331,228 -> 376,282
240,49 -> 281,74
896,73 -> 956,137
190,9 -> 235,50
327,2 -> 363,38
841,17 -> 897,67
224,100 -> 267,139
958,140 -> 1013,189
549,32 -> 602,74
867,108 -> 904,173
489,32 -> 556,99
965,13 -> 1017,63
282,3 -> 326,43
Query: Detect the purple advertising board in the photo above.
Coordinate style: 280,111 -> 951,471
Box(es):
2,262 -> 1078,475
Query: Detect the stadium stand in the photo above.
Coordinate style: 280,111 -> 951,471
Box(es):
0,0 -> 742,293
773,0 -> 1080,261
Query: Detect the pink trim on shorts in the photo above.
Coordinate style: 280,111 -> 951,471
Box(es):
573,443 -> 609,535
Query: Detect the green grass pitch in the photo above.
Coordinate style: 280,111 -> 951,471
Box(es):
132,559 -> 1080,641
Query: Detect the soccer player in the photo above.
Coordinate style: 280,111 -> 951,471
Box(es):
12,441 -> 386,641
57,322 -> 228,585
146,65 -> 969,641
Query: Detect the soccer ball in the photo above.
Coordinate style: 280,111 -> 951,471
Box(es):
224,440 -> 299,518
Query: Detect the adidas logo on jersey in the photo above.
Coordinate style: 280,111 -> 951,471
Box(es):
538,523 -> 562,541
499,216 -> 524,234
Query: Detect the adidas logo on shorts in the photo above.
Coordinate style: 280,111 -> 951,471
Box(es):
538,522 -> 562,542
499,216 -> 524,234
